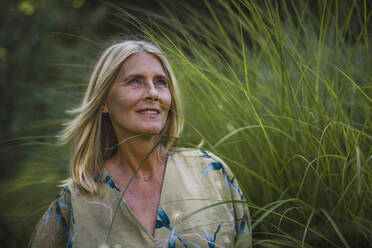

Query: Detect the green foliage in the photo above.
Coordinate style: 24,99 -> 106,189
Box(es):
0,1 -> 115,246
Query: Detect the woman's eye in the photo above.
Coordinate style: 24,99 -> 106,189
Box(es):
128,79 -> 140,85
156,79 -> 168,87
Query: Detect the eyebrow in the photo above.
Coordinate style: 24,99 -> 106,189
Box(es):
122,74 -> 144,81
122,74 -> 169,81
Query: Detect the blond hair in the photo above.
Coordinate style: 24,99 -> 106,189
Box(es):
60,40 -> 183,194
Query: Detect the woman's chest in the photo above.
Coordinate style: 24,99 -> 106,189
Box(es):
124,181 -> 163,236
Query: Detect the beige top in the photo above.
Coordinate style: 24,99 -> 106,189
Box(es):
29,149 -> 251,247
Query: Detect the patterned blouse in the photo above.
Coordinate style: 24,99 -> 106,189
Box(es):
29,149 -> 251,247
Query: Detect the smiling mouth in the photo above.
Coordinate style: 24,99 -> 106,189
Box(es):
138,110 -> 159,114
137,109 -> 160,116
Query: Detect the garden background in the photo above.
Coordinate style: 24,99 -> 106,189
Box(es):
0,0 -> 371,247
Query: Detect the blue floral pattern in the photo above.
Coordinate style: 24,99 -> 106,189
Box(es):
197,150 -> 248,242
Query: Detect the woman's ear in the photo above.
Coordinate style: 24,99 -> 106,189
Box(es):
102,102 -> 109,114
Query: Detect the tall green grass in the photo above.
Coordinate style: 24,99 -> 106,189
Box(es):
111,0 -> 372,246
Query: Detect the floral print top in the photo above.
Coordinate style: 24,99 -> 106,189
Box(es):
29,149 -> 251,247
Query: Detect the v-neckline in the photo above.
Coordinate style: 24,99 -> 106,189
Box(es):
103,154 -> 171,240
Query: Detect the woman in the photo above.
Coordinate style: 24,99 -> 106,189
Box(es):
30,40 -> 251,247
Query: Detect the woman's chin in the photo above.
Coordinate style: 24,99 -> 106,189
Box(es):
138,126 -> 163,136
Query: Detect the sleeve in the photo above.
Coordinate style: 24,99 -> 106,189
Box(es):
229,173 -> 252,247
28,185 -> 73,248
208,151 -> 252,247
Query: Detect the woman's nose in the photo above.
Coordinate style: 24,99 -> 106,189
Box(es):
145,82 -> 159,101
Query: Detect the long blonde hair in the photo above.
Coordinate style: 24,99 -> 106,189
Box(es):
59,40 -> 183,194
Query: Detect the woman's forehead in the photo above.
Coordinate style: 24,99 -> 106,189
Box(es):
120,52 -> 167,76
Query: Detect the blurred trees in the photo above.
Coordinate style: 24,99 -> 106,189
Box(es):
0,1 -> 114,246
1,0 -> 101,173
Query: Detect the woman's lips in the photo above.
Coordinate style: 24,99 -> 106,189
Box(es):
137,108 -> 160,117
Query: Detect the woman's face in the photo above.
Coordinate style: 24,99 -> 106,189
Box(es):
103,52 -> 172,140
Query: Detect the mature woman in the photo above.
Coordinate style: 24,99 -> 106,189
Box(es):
30,40 -> 251,247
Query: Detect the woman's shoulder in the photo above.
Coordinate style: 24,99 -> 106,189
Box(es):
169,147 -> 201,156
169,147 -> 218,161
52,181 -> 75,204
169,147 -> 225,162
169,147 -> 233,174
57,179 -> 91,200
58,178 -> 109,199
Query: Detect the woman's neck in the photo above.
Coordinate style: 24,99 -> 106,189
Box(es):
110,134 -> 165,177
